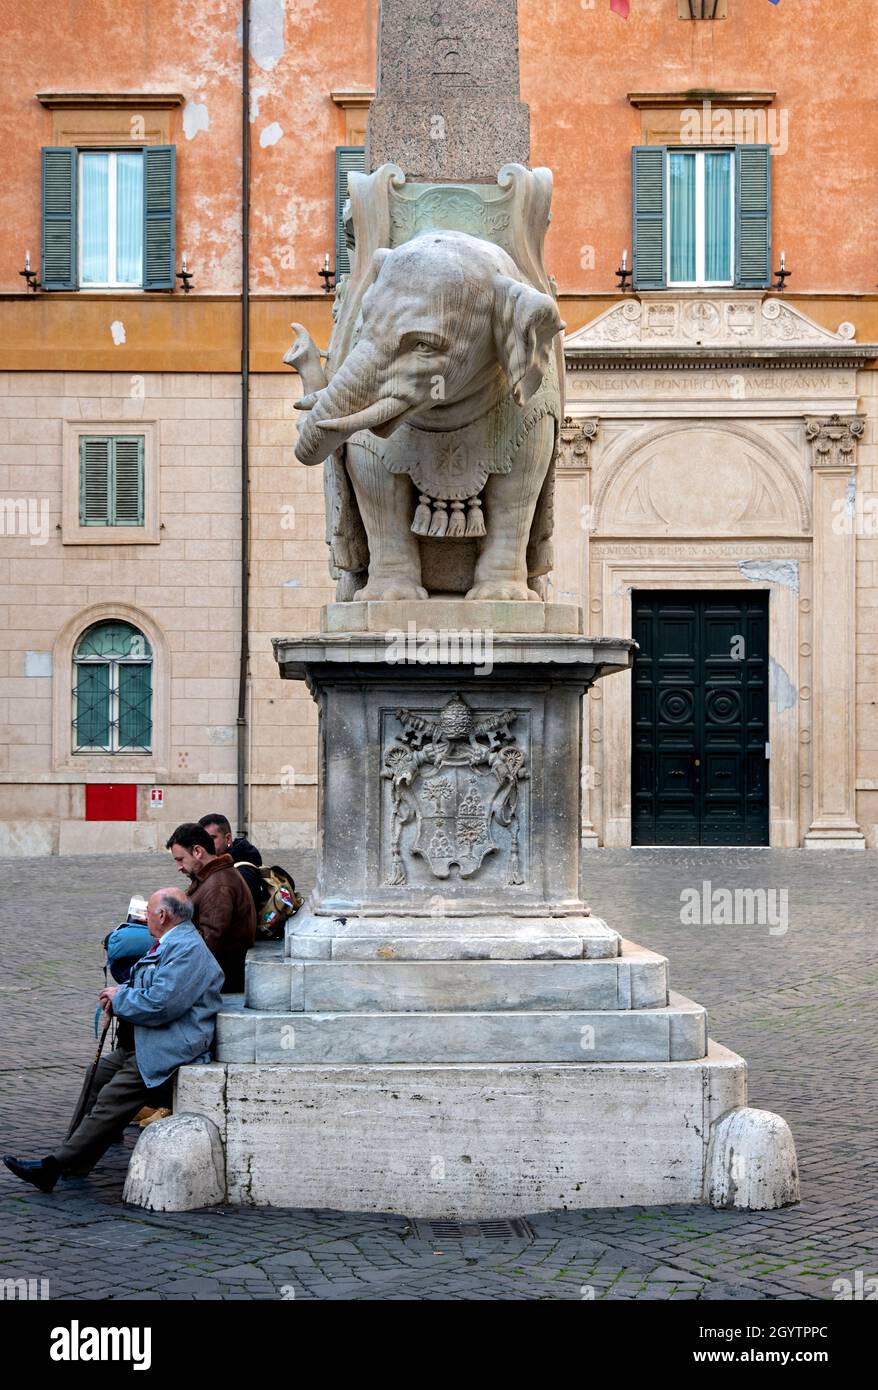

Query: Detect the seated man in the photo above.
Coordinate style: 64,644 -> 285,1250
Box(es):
3,888 -> 223,1194
198,811 -> 269,915
167,821 -> 256,993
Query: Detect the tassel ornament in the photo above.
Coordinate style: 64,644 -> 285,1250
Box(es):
411,493 -> 432,536
446,500 -> 466,537
428,500 -> 448,537
465,495 -> 485,538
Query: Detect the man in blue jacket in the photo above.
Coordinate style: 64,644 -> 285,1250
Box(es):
3,887 -> 224,1194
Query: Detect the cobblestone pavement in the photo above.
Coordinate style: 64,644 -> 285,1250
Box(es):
0,847 -> 876,1301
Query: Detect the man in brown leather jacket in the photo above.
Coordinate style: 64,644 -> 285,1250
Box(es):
166,822 -> 256,992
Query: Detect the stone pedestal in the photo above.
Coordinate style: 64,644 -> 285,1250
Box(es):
147,602 -> 800,1217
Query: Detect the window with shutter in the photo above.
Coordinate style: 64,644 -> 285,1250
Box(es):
79,435 -> 145,526
41,144 -> 175,290
73,620 -> 153,754
632,143 -> 771,290
335,146 -> 366,279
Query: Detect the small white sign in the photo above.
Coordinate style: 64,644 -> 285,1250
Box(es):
150,787 -> 164,807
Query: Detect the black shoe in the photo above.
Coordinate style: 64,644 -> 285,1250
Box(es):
3,1155 -> 61,1193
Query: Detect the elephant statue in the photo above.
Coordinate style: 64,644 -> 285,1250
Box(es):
287,180 -> 566,603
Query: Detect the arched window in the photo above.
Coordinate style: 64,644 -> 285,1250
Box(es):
72,620 -> 153,753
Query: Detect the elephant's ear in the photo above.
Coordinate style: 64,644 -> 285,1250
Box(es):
493,277 -> 565,405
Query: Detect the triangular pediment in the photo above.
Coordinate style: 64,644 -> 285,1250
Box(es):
564,294 -> 858,351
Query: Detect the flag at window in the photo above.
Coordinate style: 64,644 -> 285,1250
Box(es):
610,0 -> 630,15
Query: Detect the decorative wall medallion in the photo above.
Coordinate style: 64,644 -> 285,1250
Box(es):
381,693 -> 528,886
681,299 -> 721,341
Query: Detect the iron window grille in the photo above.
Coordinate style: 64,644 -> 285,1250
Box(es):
72,620 -> 153,753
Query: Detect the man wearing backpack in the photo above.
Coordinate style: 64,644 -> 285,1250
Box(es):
198,812 -> 303,940
167,822 -> 256,993
198,812 -> 269,915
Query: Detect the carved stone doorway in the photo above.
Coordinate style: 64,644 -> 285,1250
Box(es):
631,590 -> 770,846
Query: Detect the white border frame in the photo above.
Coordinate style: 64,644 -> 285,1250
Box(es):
667,148 -> 735,289
77,149 -> 143,290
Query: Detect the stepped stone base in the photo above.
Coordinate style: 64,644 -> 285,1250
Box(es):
175,1044 -> 751,1216
246,941 -> 669,1013
216,991 -> 707,1065
284,913 -> 620,961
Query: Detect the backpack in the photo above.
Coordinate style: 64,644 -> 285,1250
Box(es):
94,922 -> 153,1035
236,862 -> 303,940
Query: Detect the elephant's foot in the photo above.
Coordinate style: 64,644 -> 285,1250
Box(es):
355,576 -> 429,601
466,580 -> 540,602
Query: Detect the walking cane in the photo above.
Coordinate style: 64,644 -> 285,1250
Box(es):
65,1007 -> 113,1140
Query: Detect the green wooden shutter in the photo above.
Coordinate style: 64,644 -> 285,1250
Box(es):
735,145 -> 772,288
74,664 -> 110,749
632,146 -> 667,290
41,147 -> 77,290
112,437 -> 144,525
118,663 -> 152,750
143,145 -> 176,289
335,146 -> 365,278
80,437 -> 111,525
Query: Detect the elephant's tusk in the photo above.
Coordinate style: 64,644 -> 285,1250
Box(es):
315,397 -> 410,436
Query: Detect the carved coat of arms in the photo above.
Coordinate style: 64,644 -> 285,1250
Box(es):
381,693 -> 528,885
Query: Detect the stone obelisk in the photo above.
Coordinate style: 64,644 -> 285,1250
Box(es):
367,0 -> 530,180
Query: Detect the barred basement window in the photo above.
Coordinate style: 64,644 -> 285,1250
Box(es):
73,621 -> 153,753
79,435 -> 144,526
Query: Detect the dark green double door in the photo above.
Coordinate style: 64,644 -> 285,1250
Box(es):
632,592 -> 769,846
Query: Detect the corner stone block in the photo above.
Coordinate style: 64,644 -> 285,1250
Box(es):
705,1106 -> 800,1210
246,955 -> 304,1011
123,1113 -> 226,1212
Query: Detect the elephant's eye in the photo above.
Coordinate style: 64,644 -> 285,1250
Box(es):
415,341 -> 435,353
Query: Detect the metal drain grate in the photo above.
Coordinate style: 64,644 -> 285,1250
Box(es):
410,1218 -> 533,1241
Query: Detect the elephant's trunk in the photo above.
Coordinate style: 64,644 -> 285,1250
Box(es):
294,342 -> 411,466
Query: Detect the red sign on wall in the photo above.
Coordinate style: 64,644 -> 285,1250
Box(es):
85,784 -> 137,822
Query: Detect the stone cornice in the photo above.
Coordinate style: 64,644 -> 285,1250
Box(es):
37,92 -> 185,109
627,91 -> 775,109
566,347 -> 877,371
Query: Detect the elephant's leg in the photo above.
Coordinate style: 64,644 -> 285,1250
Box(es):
346,445 -> 427,601
467,415 -> 554,602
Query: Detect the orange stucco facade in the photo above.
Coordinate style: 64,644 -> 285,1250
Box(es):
2,0 -> 876,302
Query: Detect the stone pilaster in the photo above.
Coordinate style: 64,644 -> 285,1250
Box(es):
556,418 -> 600,846
804,414 -> 866,848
